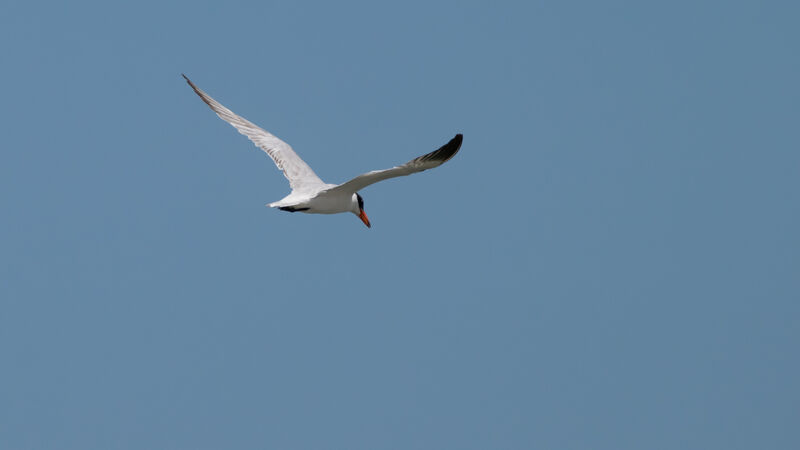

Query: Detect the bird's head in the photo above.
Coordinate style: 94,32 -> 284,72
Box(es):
351,193 -> 370,228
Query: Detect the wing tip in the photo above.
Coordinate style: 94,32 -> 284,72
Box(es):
452,133 -> 463,151
437,133 -> 463,163
182,73 -> 198,91
182,74 -> 218,110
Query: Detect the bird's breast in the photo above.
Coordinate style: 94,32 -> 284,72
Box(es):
304,191 -> 354,215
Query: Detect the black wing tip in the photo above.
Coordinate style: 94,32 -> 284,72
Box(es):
182,74 -> 197,89
181,74 -> 211,105
438,133 -> 463,161
416,133 -> 463,164
448,133 -> 463,150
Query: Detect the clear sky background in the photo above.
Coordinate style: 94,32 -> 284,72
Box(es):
1,1 -> 798,449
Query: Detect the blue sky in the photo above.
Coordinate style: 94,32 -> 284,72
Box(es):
1,1 -> 798,449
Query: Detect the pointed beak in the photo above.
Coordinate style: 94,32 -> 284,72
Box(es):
358,209 -> 371,228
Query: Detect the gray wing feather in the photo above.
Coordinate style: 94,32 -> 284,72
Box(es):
183,75 -> 326,193
326,134 -> 462,195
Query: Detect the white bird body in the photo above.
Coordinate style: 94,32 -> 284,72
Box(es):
268,188 -> 353,214
183,75 -> 462,227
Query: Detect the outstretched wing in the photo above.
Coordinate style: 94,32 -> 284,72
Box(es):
325,134 -> 462,195
183,75 -> 326,193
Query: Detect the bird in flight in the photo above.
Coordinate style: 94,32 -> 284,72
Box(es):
182,75 -> 462,228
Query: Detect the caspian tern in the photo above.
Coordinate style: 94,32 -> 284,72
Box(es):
183,75 -> 462,228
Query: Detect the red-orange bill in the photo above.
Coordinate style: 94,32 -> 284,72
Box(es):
358,210 -> 371,228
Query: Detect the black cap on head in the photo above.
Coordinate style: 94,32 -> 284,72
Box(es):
356,193 -> 364,210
